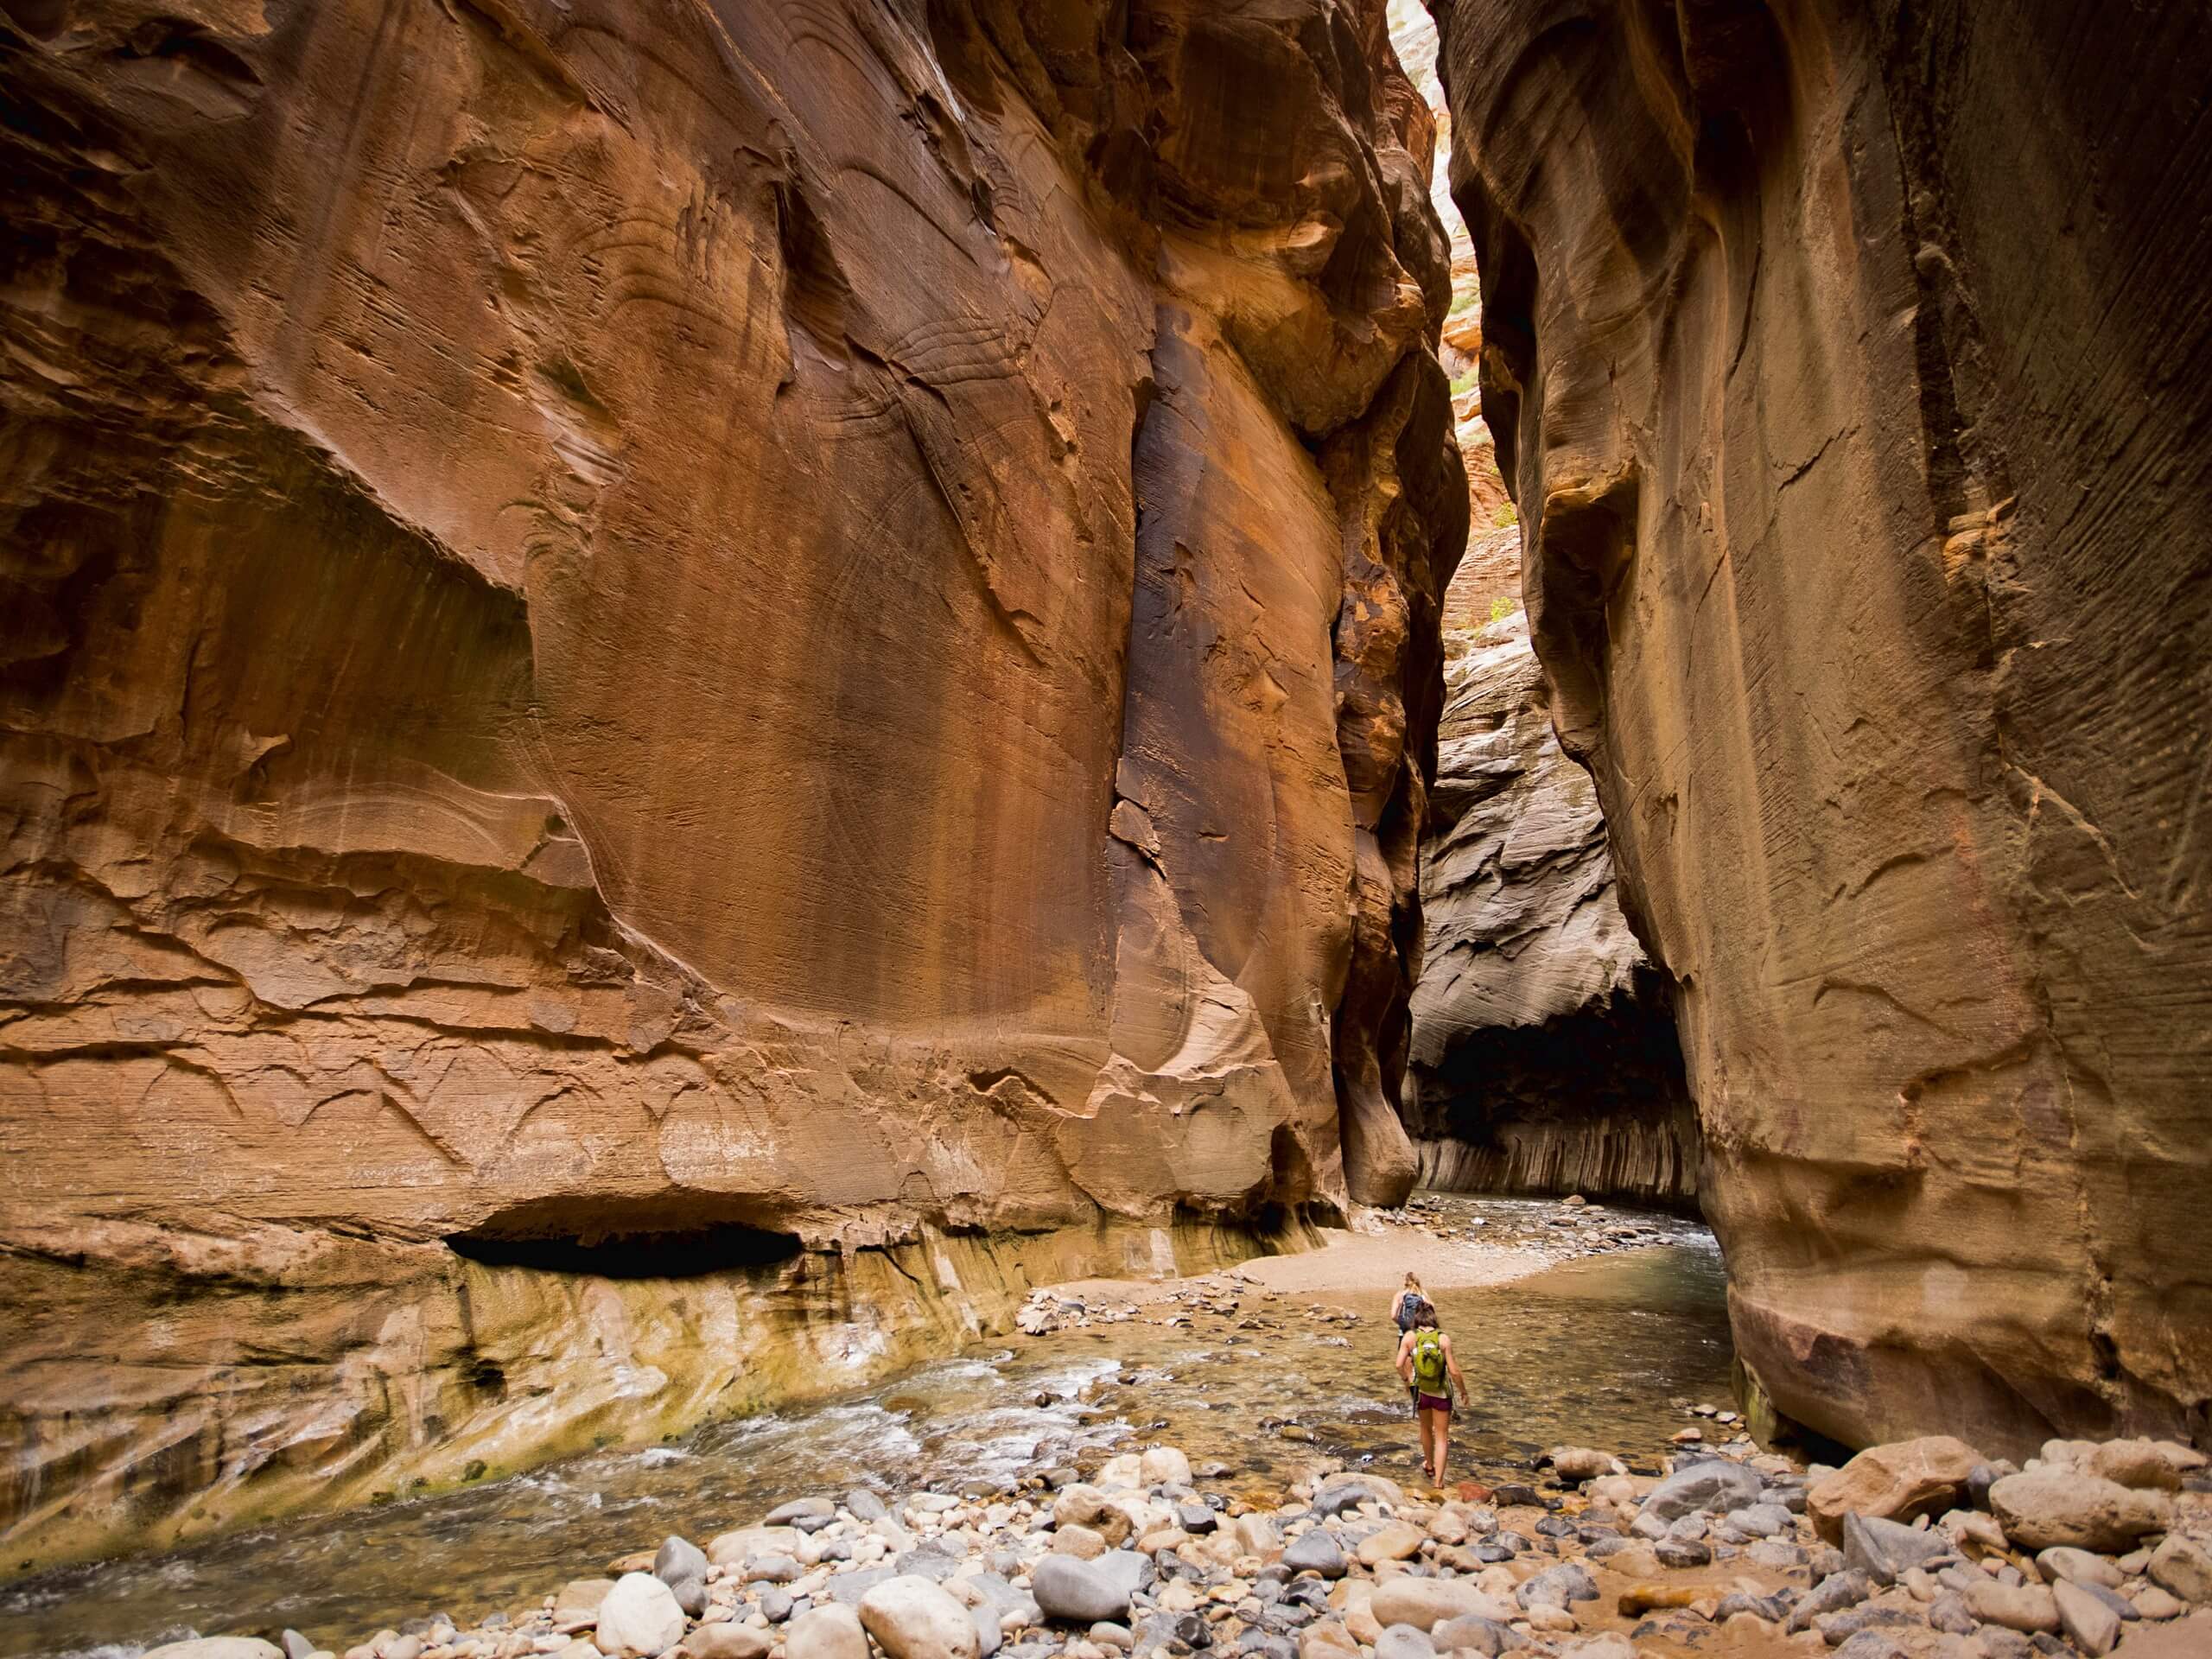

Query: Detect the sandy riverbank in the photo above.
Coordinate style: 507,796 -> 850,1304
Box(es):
1047,1195 -> 1694,1316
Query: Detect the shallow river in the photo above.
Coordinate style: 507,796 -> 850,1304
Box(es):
3,1198 -> 1730,1659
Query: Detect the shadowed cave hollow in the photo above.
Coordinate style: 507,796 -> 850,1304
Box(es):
445,1201 -> 806,1280
1404,964 -> 1700,1210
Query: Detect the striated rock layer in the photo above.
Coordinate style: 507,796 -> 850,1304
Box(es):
1406,563 -> 1694,1207
1433,0 -> 2212,1452
0,0 -> 1465,1563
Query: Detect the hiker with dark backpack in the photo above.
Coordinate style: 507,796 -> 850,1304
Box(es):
1395,1296 -> 1471,1484
1390,1272 -> 1426,1407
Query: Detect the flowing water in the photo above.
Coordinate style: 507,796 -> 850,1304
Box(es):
2,1198 -> 1730,1659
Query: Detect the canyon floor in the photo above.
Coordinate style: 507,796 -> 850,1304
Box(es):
16,1199 -> 2210,1659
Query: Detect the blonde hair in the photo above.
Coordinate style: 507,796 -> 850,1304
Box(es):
1403,1272 -> 1422,1289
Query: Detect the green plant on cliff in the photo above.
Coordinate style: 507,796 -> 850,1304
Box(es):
1493,502 -> 1518,528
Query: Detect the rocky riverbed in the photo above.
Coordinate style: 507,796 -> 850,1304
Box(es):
138,1422 -> 2212,1659
24,1200 -> 2212,1659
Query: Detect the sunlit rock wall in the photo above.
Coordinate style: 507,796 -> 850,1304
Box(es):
0,0 -> 1464,1561
1432,0 -> 2212,1452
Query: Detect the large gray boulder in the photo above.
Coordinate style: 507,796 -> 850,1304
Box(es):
1032,1556 -> 1132,1625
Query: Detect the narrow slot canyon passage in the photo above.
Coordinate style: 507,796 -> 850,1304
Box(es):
0,0 -> 2209,1656
1382,3 -> 1700,1217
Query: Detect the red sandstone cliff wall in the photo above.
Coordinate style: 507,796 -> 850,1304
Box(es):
1433,0 -> 2212,1452
0,0 -> 1464,1560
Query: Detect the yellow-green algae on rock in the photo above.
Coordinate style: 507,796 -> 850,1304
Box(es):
0,1216 -> 1306,1574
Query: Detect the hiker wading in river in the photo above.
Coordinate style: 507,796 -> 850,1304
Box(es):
1395,1297 -> 1471,1484
1390,1271 -> 1426,1407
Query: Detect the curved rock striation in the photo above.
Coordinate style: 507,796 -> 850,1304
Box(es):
0,0 -> 1463,1561
1406,559 -> 1694,1205
1432,0 -> 2212,1452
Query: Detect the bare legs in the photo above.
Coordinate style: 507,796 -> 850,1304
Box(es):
1417,1403 -> 1451,1484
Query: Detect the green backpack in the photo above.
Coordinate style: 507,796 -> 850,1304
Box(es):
1410,1327 -> 1447,1393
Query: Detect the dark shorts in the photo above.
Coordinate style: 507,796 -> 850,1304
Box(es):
1416,1392 -> 1452,1416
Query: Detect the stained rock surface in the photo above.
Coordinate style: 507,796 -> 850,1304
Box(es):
1404,548 -> 1694,1205
0,0 -> 1463,1561
1433,0 -> 2212,1451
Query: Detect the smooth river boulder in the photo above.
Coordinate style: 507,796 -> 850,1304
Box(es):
859,1576 -> 982,1659
1641,1459 -> 1764,1522
2052,1580 -> 2123,1656
1988,1471 -> 2171,1552
596,1573 -> 689,1659
1369,1580 -> 1516,1631
1807,1438 -> 1979,1542
784,1605 -> 869,1659
683,1628 -> 774,1659
656,1535 -> 709,1618
1282,1529 -> 1350,1579
1032,1556 -> 1132,1625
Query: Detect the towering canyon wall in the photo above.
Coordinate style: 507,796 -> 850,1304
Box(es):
1406,552 -> 1694,1206
0,0 -> 1464,1563
1432,0 -> 2212,1454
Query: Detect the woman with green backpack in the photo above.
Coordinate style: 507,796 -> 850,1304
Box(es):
1393,1297 -> 1471,1484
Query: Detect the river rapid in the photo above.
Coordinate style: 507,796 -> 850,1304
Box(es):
2,1197 -> 1732,1658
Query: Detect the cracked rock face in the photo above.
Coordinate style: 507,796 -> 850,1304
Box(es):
1433,0 -> 2212,1451
0,0 -> 1462,1560
1405,556 -> 1694,1205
